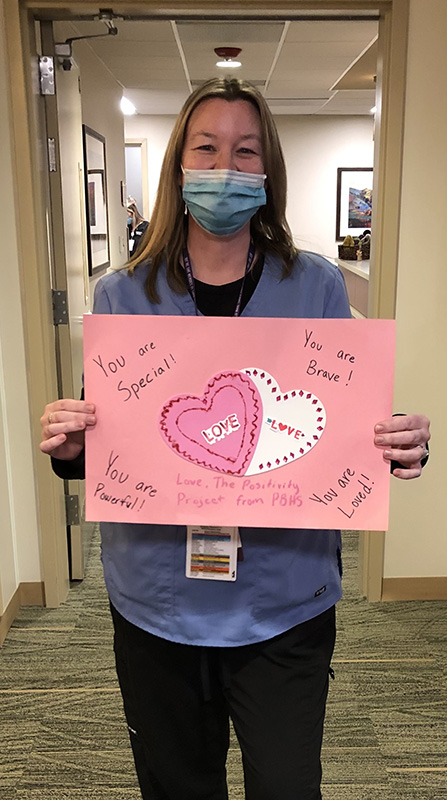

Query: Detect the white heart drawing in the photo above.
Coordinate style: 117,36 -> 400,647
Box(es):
241,368 -> 326,476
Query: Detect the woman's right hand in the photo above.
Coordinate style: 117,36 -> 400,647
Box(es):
40,399 -> 96,461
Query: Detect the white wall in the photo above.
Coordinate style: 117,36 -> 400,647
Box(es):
384,0 -> 447,579
125,113 -> 374,260
277,115 -> 374,258
0,0 -> 42,612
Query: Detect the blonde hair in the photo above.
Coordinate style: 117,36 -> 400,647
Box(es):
128,77 -> 297,303
127,200 -> 145,224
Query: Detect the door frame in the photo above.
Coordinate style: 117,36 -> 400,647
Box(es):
125,138 -> 150,220
40,19 -> 90,580
3,0 -> 408,605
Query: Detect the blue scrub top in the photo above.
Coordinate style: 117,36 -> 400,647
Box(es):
94,251 -> 351,646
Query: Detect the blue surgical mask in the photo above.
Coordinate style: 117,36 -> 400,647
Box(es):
182,168 -> 267,236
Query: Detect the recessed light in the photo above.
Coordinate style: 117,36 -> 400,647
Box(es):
216,60 -> 241,68
121,97 -> 136,115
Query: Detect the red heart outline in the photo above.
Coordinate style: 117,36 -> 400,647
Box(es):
159,372 -> 262,475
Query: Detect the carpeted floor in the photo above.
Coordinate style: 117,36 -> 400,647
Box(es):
0,527 -> 446,799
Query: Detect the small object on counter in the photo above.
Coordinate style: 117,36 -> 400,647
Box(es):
360,232 -> 371,259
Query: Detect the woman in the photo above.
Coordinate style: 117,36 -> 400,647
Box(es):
40,78 -> 430,800
127,198 -> 149,256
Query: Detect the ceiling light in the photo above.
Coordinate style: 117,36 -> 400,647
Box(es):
121,96 -> 136,115
216,59 -> 241,68
214,47 -> 242,69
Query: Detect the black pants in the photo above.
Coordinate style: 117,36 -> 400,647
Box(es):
111,604 -> 336,800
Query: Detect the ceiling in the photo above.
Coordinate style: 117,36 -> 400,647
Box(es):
62,17 -> 379,116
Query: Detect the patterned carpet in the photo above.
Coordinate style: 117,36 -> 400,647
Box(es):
0,527 -> 446,799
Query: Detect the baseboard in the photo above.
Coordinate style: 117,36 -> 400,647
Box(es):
382,577 -> 447,601
20,581 -> 45,606
0,586 -> 20,647
0,581 -> 45,647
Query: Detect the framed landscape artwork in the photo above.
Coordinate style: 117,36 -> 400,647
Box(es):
336,167 -> 373,242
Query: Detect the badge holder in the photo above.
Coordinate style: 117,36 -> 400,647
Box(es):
186,526 -> 240,581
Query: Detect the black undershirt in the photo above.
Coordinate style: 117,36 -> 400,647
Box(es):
183,255 -> 264,316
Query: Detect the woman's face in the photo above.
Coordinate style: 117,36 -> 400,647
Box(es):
182,98 -> 264,175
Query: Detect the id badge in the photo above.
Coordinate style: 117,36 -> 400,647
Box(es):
186,526 -> 239,581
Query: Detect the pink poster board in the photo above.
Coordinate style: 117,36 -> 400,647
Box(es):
83,316 -> 395,531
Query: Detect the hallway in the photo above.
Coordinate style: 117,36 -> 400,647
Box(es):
0,529 -> 446,799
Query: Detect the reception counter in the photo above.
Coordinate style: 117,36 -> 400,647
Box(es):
336,258 -> 369,318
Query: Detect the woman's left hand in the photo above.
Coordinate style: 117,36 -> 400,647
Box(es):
374,415 -> 430,480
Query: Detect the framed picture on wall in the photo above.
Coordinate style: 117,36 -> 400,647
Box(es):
82,125 -> 110,274
336,167 -> 373,242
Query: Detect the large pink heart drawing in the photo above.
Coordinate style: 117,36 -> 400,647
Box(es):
159,372 -> 262,475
